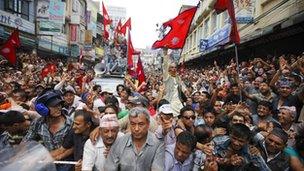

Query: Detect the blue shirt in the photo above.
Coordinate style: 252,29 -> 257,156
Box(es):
165,143 -> 194,171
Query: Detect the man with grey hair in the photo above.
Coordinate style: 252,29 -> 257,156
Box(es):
104,107 -> 165,171
278,106 -> 304,146
162,49 -> 187,117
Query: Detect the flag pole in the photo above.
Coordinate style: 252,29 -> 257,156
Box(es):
234,43 -> 242,101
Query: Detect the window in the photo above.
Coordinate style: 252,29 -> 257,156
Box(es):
21,1 -> 29,20
4,0 -> 30,21
211,12 -> 217,33
4,0 -> 17,13
222,11 -> 228,25
204,18 -> 210,37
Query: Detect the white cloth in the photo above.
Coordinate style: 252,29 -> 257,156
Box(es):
82,132 -> 123,171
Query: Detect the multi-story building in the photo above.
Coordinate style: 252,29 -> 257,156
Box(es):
181,0 -> 304,64
0,0 -> 36,52
0,0 -> 103,60
107,5 -> 126,28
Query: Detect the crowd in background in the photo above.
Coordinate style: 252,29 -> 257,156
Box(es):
0,50 -> 304,171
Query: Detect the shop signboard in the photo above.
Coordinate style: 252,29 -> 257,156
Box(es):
71,45 -> 80,57
199,24 -> 230,52
38,33 -> 69,56
234,0 -> 256,24
70,24 -> 78,43
84,30 -> 92,46
0,11 -> 35,34
39,21 -> 62,35
37,0 -> 50,20
49,0 -> 66,24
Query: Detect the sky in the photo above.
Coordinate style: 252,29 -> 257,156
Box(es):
94,0 -> 198,49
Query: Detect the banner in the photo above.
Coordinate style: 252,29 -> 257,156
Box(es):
37,0 -> 50,19
199,24 -> 231,52
84,30 -> 92,46
39,21 -> 61,35
234,0 -> 256,24
49,0 -> 66,24
0,11 -> 35,34
70,24 -> 78,43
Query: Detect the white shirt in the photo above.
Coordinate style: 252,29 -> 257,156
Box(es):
82,132 -> 123,171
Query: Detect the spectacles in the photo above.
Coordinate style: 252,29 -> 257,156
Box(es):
182,115 -> 196,120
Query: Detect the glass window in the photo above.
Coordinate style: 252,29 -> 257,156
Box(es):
204,18 -> 209,37
21,1 -> 29,20
222,11 -> 228,25
211,12 -> 217,33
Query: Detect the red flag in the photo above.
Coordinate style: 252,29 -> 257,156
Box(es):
103,26 -> 109,40
114,20 -> 122,43
102,2 -> 111,40
115,19 -> 122,34
0,42 -> 17,65
214,0 -> 240,44
127,30 -> 134,68
102,2 -> 112,26
8,29 -> 21,48
121,18 -> 131,36
0,29 -> 20,65
136,56 -> 146,85
127,30 -> 137,77
152,7 -> 197,49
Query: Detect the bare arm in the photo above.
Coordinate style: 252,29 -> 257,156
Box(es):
290,156 -> 304,171
50,147 -> 74,160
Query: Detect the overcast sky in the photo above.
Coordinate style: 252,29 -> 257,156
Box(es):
94,0 -> 198,49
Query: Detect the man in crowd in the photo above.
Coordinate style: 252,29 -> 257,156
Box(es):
215,123 -> 269,171
165,131 -> 197,171
259,127 -> 290,171
162,49 -> 187,117
23,91 -> 73,152
155,104 -> 176,145
82,114 -> 122,171
0,110 -> 30,149
104,107 -> 164,171
50,110 -> 94,170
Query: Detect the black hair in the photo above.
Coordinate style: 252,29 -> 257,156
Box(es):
257,101 -> 272,111
203,106 -> 216,115
123,87 -> 132,96
295,134 -> 304,152
0,110 -> 25,126
74,110 -> 93,126
116,84 -> 125,92
179,105 -> 194,117
104,95 -> 119,107
104,104 -> 119,114
194,125 -> 213,144
176,131 -> 197,151
230,123 -> 252,141
12,89 -> 28,102
157,99 -> 170,109
93,85 -> 101,91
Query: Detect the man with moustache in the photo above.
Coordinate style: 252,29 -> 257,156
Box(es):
104,107 -> 164,171
82,114 -> 123,171
23,91 -> 72,152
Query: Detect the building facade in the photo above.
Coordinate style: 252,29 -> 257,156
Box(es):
0,0 -> 36,51
181,0 -> 304,63
107,5 -> 126,28
0,0 -> 106,61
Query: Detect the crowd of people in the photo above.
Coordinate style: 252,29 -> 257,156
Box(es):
0,49 -> 304,171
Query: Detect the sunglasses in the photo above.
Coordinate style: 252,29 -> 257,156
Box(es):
182,115 -> 196,120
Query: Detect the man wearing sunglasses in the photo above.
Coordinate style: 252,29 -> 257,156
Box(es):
175,106 -> 196,136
